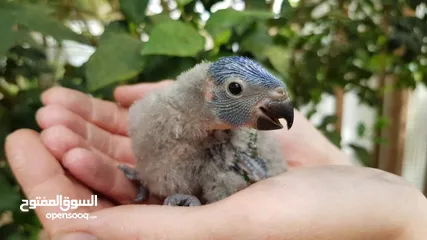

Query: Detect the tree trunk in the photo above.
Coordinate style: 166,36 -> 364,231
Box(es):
334,87 -> 344,134
377,75 -> 409,175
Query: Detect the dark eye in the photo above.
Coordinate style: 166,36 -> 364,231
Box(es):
228,82 -> 242,95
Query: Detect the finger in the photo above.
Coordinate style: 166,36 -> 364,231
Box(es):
40,125 -> 90,160
41,87 -> 129,136
40,124 -> 124,165
36,105 -> 135,164
114,80 -> 174,107
4,130 -> 106,233
40,126 -> 138,203
41,126 -> 160,204
62,148 -> 141,204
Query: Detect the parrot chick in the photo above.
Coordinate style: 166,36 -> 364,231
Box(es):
119,56 -> 294,206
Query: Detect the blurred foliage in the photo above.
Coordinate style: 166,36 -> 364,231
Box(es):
0,0 -> 426,238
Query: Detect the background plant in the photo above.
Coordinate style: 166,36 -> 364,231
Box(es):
1,0 -> 426,238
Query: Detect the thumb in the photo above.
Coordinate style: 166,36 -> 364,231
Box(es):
113,80 -> 174,108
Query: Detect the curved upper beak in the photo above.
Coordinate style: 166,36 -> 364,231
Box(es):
256,98 -> 294,131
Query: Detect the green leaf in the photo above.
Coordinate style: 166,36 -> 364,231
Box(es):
0,106 -> 11,159
374,116 -> 390,130
148,13 -> 173,24
319,115 -> 338,128
244,10 -> 273,19
0,2 -> 88,44
280,0 -> 293,17
102,20 -> 130,36
245,0 -> 269,10
119,0 -> 149,24
348,144 -> 372,167
176,0 -> 193,5
0,12 -> 17,57
357,122 -> 366,137
215,30 -> 232,47
265,46 -> 290,76
86,33 -> 144,91
240,23 -> 273,60
324,130 -> 342,148
139,56 -> 197,82
14,30 -> 42,50
9,88 -> 43,132
367,54 -> 394,72
141,20 -> 205,57
205,9 -> 272,46
0,174 -> 21,213
0,4 -> 42,56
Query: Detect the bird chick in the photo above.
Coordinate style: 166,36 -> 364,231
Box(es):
119,56 -> 294,206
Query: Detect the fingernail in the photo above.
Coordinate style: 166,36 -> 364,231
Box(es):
54,233 -> 97,240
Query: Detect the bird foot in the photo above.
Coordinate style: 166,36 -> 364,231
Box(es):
134,185 -> 149,202
163,194 -> 201,207
118,164 -> 148,202
118,164 -> 138,180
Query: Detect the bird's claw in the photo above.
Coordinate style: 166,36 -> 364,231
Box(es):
118,164 -> 138,180
164,194 -> 201,207
134,185 -> 149,202
118,164 -> 148,202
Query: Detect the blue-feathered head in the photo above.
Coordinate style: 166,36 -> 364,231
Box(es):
206,56 -> 294,131
209,56 -> 284,89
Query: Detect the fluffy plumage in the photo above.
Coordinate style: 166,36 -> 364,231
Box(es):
126,57 -> 293,205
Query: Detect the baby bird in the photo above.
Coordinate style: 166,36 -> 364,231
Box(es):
119,56 -> 294,206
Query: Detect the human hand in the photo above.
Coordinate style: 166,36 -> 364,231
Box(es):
5,134 -> 427,239
35,81 -> 352,205
35,81 -> 174,204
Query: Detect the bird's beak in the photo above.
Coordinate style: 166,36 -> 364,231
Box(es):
255,98 -> 294,131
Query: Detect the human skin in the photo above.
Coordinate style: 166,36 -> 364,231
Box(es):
5,81 -> 427,240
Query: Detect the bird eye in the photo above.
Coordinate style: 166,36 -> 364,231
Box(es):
228,82 -> 242,96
